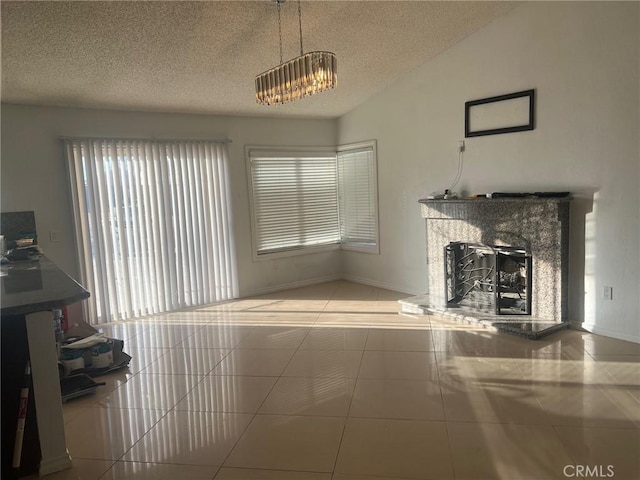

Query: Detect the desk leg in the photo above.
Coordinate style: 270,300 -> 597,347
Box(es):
25,311 -> 72,476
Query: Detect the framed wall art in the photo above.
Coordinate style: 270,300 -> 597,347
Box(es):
465,89 -> 535,137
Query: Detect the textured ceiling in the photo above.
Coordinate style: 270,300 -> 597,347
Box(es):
1,1 -> 515,119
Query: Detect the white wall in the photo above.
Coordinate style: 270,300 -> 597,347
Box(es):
0,105 -> 340,297
2,2 -> 638,342
338,2 -> 639,342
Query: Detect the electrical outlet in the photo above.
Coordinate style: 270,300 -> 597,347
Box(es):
603,286 -> 613,301
458,140 -> 465,153
49,230 -> 60,243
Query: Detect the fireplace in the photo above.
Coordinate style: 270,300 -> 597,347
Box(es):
445,242 -> 532,315
400,196 -> 571,339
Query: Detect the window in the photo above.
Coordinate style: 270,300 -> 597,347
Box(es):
338,141 -> 379,253
65,138 -> 237,324
247,148 -> 340,258
247,141 -> 378,258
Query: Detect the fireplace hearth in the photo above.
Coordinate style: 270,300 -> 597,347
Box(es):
400,196 -> 571,339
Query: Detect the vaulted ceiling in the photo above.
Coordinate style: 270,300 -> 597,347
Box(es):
1,1 -> 515,119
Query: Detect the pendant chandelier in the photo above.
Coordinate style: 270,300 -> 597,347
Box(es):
255,0 -> 337,105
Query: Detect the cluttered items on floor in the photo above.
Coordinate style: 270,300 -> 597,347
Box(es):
54,308 -> 131,402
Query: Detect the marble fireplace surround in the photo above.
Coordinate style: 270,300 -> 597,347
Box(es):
401,197 -> 571,339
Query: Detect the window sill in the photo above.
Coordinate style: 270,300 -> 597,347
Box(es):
253,243 -> 340,261
341,243 -> 380,255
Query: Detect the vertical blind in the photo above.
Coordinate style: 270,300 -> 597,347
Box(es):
249,152 -> 340,255
337,145 -> 378,247
65,138 -> 237,324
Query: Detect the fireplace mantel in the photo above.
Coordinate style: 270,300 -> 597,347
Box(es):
403,196 -> 572,339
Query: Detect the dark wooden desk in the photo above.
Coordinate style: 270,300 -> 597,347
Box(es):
1,257 -> 89,478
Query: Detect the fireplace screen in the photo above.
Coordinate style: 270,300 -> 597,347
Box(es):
445,242 -> 532,315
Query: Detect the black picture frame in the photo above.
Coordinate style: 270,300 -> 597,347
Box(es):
465,89 -> 535,138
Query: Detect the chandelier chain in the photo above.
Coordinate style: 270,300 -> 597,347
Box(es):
277,0 -> 283,64
297,0 -> 303,56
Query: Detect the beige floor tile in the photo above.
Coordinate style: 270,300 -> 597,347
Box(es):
330,285 -> 378,301
65,407 -> 163,460
235,326 -> 310,349
179,325 -> 254,349
50,282 -> 640,480
365,328 -> 434,351
299,327 -> 369,350
439,379 -> 549,425
519,332 -> 590,360
260,376 -> 356,416
63,404 -> 90,424
358,351 -> 438,380
96,373 -> 201,409
142,347 -> 230,375
458,342 -> 543,359
229,298 -> 281,311
372,300 -> 404,313
430,330 -> 471,354
174,375 -> 277,413
97,323 -> 150,343
324,300 -> 384,313
124,411 -> 253,465
208,311 -> 319,330
554,425 -> 640,480
367,314 -> 428,329
127,327 -> 200,349
590,355 -> 640,386
216,311 -> 320,326
332,475 -> 418,480
258,283 -> 338,300
211,349 -> 295,376
148,310 -> 225,322
224,414 -> 345,472
282,349 -> 363,378
334,417 -> 454,479
124,347 -> 170,374
214,467 -> 331,479
315,313 -> 378,327
61,370 -> 134,408
368,315 -> 433,330
247,299 -> 329,313
436,354 -> 525,382
101,462 -> 219,480
447,422 -> 574,480
534,384 -> 639,428
580,334 -> 640,356
349,378 -> 444,420
517,358 -> 616,386
432,329 -> 556,359
431,329 -> 494,355
26,459 -> 114,480
375,288 -> 410,301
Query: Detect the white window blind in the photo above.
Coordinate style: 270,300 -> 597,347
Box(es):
65,138 -> 237,324
249,151 -> 340,256
337,142 -> 379,252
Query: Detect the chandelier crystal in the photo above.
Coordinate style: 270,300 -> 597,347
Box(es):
256,1 -> 337,105
256,51 -> 337,105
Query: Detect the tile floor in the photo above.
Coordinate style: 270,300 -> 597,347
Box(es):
43,281 -> 640,479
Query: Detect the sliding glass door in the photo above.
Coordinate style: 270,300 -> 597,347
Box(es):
65,138 -> 237,324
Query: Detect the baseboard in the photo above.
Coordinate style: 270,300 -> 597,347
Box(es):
580,323 -> 640,344
340,274 -> 420,296
243,274 -> 343,297
39,452 -> 72,476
